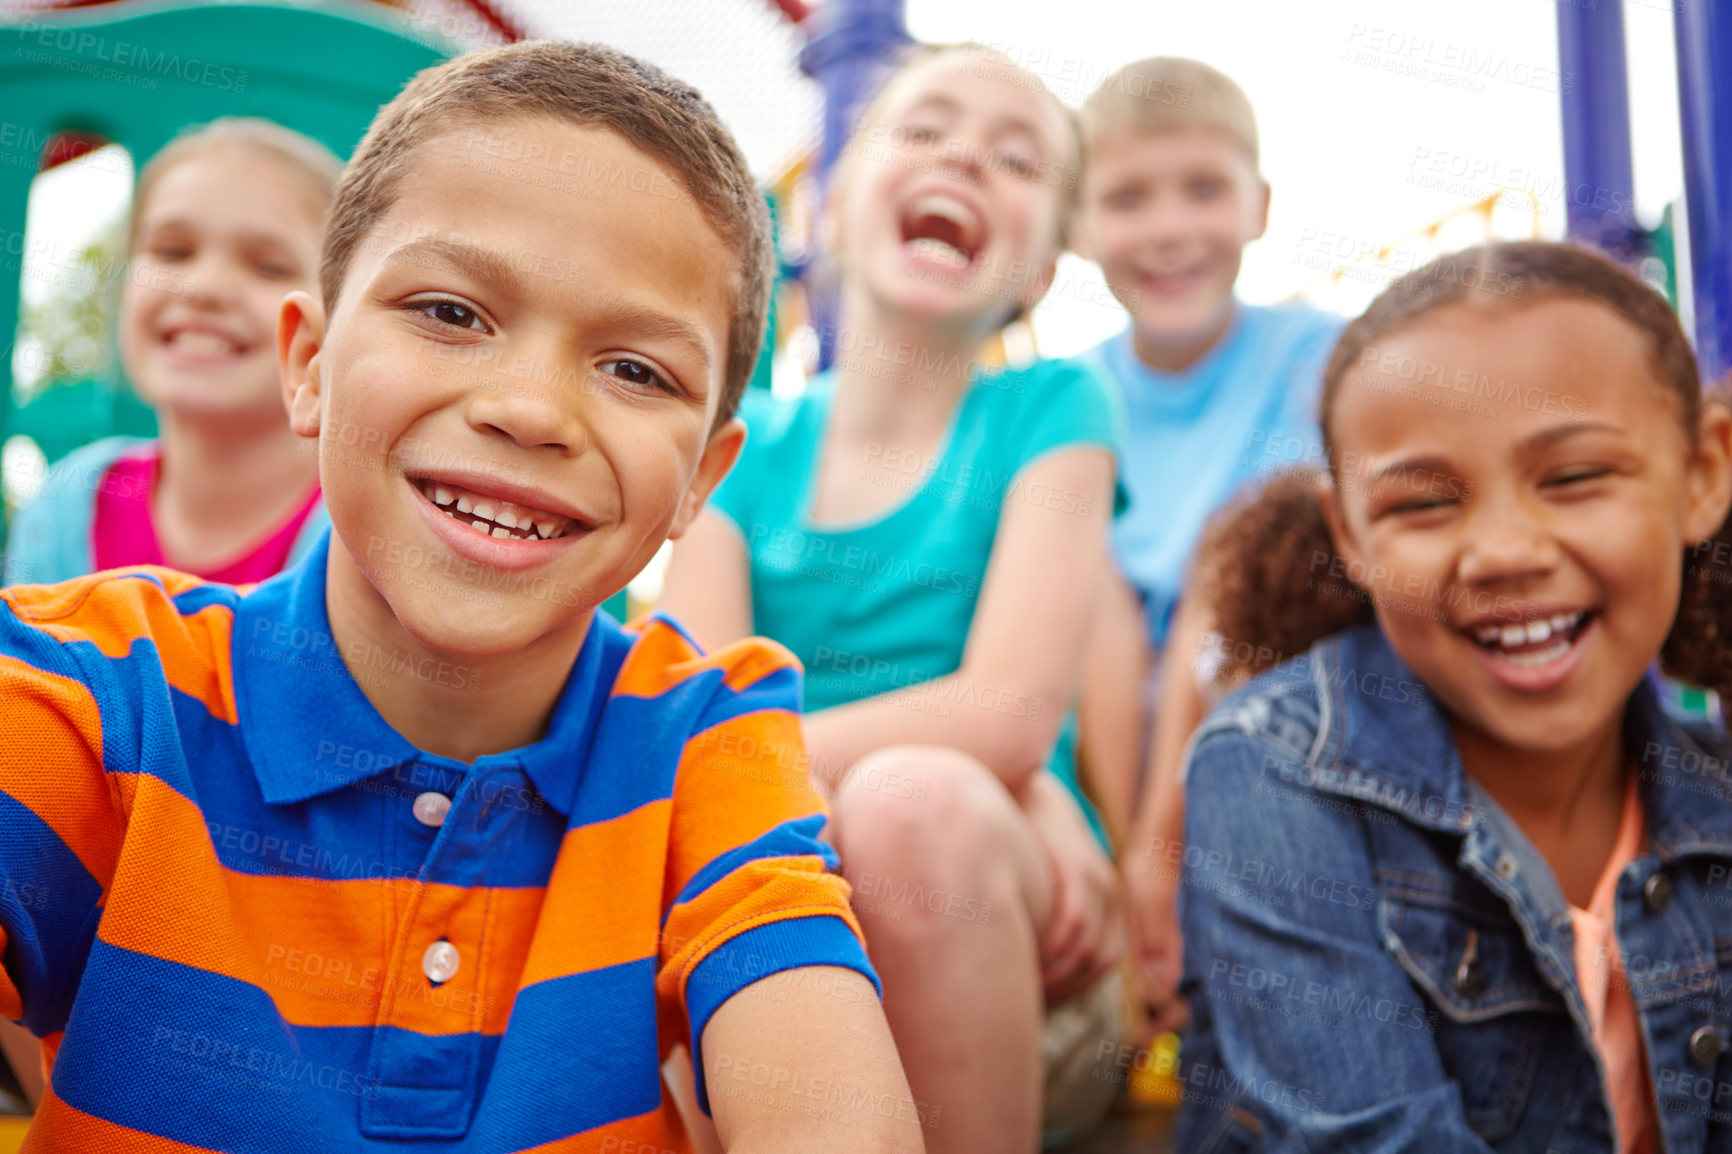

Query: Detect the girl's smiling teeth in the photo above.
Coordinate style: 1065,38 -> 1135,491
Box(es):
416,478 -> 574,541
1467,609 -> 1591,667
900,192 -> 986,268
164,327 -> 247,357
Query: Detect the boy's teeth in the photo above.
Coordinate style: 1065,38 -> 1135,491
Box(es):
1524,619 -> 1552,645
1499,624 -> 1525,648
421,478 -> 573,541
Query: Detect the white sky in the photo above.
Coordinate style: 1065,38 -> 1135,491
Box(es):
12,0 -> 1688,367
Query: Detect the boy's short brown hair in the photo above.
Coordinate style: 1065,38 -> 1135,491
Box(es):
1080,57 -> 1259,172
320,40 -> 773,425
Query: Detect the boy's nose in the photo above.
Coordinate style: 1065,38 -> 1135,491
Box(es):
464,387 -> 589,457
1137,197 -> 1201,243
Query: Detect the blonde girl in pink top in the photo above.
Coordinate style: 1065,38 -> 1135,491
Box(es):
5,119 -> 336,586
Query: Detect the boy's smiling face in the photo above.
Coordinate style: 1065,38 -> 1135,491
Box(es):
1077,128 -> 1267,366
280,118 -> 743,656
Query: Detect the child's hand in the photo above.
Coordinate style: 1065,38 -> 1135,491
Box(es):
1125,856 -> 1188,1037
1025,774 -> 1125,1006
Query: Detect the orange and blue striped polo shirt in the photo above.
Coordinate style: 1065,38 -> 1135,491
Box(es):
0,532 -> 874,1151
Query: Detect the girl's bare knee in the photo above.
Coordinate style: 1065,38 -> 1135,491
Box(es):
832,746 -> 1039,908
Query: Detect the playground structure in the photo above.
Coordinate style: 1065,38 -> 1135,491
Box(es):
4,0 -> 1728,532
0,0 -> 1729,1149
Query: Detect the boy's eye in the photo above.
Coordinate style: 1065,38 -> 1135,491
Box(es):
413,298 -> 486,331
1187,177 -> 1227,201
902,124 -> 942,147
601,359 -> 673,394
254,260 -> 297,280
1104,187 -> 1144,212
150,243 -> 193,261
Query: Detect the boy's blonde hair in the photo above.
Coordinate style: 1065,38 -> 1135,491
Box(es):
1081,57 -> 1258,171
131,117 -> 343,247
321,41 -> 773,426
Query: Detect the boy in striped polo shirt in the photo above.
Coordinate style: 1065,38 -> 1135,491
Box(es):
0,41 -> 920,1153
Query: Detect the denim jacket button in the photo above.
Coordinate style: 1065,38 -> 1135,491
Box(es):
1643,872 -> 1672,913
1690,1026 -> 1724,1068
1495,853 -> 1519,880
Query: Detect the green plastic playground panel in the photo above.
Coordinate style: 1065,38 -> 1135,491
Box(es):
0,1 -> 452,461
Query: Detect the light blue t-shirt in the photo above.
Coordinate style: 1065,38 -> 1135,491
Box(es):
1080,301 -> 1343,649
711,358 -> 1120,837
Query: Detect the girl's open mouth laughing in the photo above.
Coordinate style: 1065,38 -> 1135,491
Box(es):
1463,608 -> 1596,691
899,191 -> 987,274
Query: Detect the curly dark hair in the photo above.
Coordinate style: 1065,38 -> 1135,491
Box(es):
1201,241 -> 1732,697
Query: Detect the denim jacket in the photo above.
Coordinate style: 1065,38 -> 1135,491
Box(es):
1175,624 -> 1732,1153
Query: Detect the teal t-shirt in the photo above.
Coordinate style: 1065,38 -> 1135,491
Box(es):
710,358 -> 1120,840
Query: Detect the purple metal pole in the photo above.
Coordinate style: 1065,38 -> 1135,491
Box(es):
1676,0 -> 1732,383
1556,0 -> 1641,263
798,0 -> 909,369
798,0 -> 910,182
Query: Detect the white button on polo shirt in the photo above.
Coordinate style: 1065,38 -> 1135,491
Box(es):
422,940 -> 460,984
413,791 -> 451,827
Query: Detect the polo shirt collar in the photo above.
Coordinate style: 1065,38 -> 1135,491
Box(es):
232,529 -> 611,815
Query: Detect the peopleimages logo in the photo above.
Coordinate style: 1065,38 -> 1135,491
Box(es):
16,22 -> 249,92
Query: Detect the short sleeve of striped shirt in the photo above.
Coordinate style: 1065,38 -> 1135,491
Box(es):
626,619 -> 877,1113
0,568 -> 219,1040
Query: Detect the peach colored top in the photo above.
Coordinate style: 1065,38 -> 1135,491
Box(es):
1570,773 -> 1657,1154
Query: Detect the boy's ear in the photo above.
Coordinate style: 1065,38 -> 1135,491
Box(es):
279,291 -> 327,439
1248,178 -> 1272,244
1685,400 -> 1732,544
668,416 -> 747,540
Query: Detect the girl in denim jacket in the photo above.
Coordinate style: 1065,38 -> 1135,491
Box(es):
1174,242 -> 1732,1153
